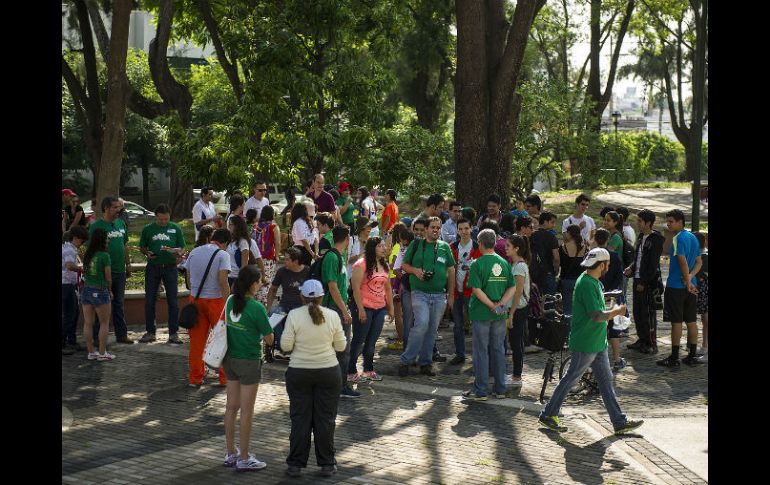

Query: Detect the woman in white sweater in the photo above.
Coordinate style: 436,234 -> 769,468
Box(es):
280,280 -> 347,478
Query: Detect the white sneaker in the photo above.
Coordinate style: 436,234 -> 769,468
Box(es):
509,377 -> 523,387
235,453 -> 267,472
699,351 -> 708,363
223,448 -> 240,467
524,345 -> 541,354
697,347 -> 707,356
87,352 -> 100,360
505,374 -> 513,385
97,352 -> 116,361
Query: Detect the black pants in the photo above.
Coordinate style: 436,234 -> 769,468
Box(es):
632,279 -> 657,347
509,307 -> 527,377
285,366 -> 342,468
335,307 -> 352,389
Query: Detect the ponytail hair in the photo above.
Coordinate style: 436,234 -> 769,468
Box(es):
232,265 -> 262,316
508,233 -> 531,265
301,296 -> 326,325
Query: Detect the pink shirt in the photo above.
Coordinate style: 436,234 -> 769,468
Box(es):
352,258 -> 389,309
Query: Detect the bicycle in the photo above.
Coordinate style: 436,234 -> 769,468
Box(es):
531,294 -> 573,403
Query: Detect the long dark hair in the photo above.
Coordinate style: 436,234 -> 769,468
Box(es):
83,228 -> 108,273
232,265 -> 262,316
364,237 -> 388,279
508,234 -> 531,265
290,202 -> 312,231
229,215 -> 250,247
565,224 -> 584,253
259,205 -> 275,222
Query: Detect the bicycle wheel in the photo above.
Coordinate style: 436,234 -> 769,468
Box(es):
539,359 -> 555,403
559,354 -> 588,395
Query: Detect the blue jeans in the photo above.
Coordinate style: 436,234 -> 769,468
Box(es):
62,284 -> 80,345
400,292 -> 447,367
144,264 -> 180,334
400,287 -> 414,348
348,306 -> 387,373
451,294 -> 469,358
540,273 -> 557,296
540,348 -> 627,428
560,278 -> 577,324
93,272 -> 127,340
472,319 -> 508,396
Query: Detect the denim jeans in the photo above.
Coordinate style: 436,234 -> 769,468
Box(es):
538,272 -> 557,296
472,319 -> 507,396
62,284 -> 80,345
400,291 -> 447,367
144,264 -> 180,334
560,278 -> 577,324
540,348 -> 627,428
333,307 -> 352,389
348,306 -> 387,373
400,287 -> 414,348
451,294 -> 469,358
93,272 -> 127,340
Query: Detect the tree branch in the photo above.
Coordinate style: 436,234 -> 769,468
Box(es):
196,0 -> 243,101
600,0 -> 635,106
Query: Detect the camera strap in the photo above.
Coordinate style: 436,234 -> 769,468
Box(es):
420,239 -> 439,271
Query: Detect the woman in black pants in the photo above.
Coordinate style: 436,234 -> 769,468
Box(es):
505,234 -> 532,388
280,280 -> 347,478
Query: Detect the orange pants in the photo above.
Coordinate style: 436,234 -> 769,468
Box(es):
188,296 -> 227,385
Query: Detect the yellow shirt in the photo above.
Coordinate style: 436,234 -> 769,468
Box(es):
389,243 -> 400,278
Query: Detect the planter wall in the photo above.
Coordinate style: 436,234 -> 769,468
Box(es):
76,288 -> 191,330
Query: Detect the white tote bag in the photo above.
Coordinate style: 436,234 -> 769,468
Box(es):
612,314 -> 631,331
203,296 -> 231,370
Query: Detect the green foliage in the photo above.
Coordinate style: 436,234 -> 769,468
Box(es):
596,131 -> 684,185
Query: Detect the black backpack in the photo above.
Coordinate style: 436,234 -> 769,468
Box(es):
309,248 -> 342,283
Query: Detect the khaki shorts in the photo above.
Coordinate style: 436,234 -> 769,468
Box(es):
222,356 -> 263,385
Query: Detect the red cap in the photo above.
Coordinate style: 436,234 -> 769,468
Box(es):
339,182 -> 351,191
62,189 -> 77,197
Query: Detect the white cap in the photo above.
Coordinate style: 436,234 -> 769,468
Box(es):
580,248 -> 611,267
300,279 -> 325,298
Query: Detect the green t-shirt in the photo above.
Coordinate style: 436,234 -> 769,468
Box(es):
467,253 -> 515,321
568,272 -> 608,353
321,249 -> 348,311
607,232 -> 624,261
403,239 -> 456,294
225,297 -> 273,360
89,219 -> 128,274
336,196 -> 355,224
84,251 -> 111,288
139,222 -> 186,265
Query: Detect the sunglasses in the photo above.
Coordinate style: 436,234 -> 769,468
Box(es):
256,188 -> 267,192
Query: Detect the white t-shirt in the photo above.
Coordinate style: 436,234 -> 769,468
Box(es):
291,219 -> 316,246
393,244 -> 408,271
192,199 -> 217,240
512,260 -> 530,309
249,239 -> 262,260
623,224 -> 636,246
347,235 -> 363,282
455,240 -> 474,289
562,214 -> 596,244
244,196 -> 270,220
227,238 -> 251,278
62,242 -> 79,285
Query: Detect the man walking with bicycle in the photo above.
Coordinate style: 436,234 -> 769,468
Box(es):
538,248 -> 644,434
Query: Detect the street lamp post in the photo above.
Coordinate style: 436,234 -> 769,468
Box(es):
611,111 -> 621,184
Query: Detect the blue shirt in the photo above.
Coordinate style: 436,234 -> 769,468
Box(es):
667,230 -> 699,288
510,209 -> 529,218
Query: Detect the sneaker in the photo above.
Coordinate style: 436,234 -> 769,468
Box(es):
139,332 -> 156,343
449,355 -> 466,365
420,365 -> 436,376
627,340 -> 643,350
492,392 -> 508,399
462,390 -> 488,401
656,355 -> 681,368
505,348 -> 513,356
614,419 -> 644,435
524,345 -> 542,354
509,377 -> 523,387
236,454 -> 267,472
286,465 -> 302,477
87,351 -> 100,360
62,346 -> 75,356
167,333 -> 183,344
699,351 -> 708,363
340,387 -> 361,398
432,353 -> 447,363
320,465 -> 337,477
612,358 -> 627,372
223,449 -> 240,467
398,364 -> 409,377
538,415 -> 568,432
696,347 -> 706,356
504,374 -> 513,385
116,336 -> 135,344
97,351 -> 116,361
386,340 -> 404,351
347,373 -> 367,383
273,350 -> 290,361
682,355 -> 704,367
362,371 -> 383,381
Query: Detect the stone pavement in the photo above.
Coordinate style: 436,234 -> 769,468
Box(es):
595,188 -> 708,222
63,287 -> 707,484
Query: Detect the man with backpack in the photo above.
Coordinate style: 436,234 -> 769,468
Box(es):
318,225 -> 359,397
529,211 -> 560,296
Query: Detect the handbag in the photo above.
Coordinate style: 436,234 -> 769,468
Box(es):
178,249 -> 222,329
203,296 -> 231,370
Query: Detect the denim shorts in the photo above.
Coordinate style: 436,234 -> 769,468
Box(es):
81,286 -> 111,306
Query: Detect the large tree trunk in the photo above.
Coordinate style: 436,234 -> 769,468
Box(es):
96,0 -> 132,206
454,0 -> 545,211
169,156 -> 193,221
141,159 -> 151,208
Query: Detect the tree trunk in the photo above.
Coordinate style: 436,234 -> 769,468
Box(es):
96,0 -> 131,209
169,156 -> 193,221
141,159 -> 151,208
455,0 -> 545,211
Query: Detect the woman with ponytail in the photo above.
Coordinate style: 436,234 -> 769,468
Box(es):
280,280 -> 347,478
222,265 -> 274,472
505,234 -> 532,388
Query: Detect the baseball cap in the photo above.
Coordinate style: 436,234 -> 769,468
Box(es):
62,189 -> 76,197
339,182 -> 351,191
300,279 -> 325,298
580,247 -> 611,267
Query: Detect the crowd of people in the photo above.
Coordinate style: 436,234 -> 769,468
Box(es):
62,180 -> 708,476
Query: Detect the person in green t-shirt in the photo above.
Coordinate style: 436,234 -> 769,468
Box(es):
81,228 -> 115,361
222,265 -> 274,471
336,182 -> 356,228
398,216 -> 456,377
462,229 -> 517,400
88,195 -> 133,344
138,204 -> 187,344
539,248 -> 644,436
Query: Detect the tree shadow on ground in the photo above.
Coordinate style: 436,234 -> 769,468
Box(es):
540,428 -> 629,484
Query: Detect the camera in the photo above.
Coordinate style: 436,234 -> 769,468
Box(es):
461,265 -> 470,271
422,270 -> 435,281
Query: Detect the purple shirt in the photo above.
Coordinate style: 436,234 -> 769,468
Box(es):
494,238 -> 512,264
307,190 -> 336,213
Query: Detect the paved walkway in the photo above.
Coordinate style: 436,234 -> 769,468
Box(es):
63,272 -> 708,484
596,188 -> 708,222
